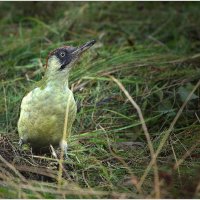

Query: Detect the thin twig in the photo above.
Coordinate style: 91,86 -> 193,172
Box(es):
0,155 -> 26,181
109,75 -> 160,198
82,170 -> 99,198
170,138 -> 180,175
170,138 -> 181,185
173,139 -> 200,170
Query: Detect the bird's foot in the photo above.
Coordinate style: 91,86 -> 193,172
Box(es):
19,138 -> 24,147
63,151 -> 69,160
60,140 -> 69,160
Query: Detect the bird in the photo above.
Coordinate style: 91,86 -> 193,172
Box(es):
17,40 -> 96,156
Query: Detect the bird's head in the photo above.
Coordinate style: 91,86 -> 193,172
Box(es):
45,40 -> 96,80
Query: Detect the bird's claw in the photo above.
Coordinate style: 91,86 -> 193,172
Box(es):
19,138 -> 24,147
60,140 -> 69,160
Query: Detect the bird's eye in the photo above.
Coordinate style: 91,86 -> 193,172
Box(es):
60,51 -> 65,57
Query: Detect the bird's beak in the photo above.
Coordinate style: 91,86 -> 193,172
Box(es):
72,40 -> 96,56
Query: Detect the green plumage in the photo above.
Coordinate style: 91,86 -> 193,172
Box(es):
18,77 -> 77,148
18,40 -> 95,152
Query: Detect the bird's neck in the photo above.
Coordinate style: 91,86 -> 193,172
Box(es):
43,73 -> 69,89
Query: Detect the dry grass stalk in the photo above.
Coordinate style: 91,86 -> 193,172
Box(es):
174,139 -> 200,170
57,92 -> 72,187
138,80 -> 200,189
109,75 -> 160,198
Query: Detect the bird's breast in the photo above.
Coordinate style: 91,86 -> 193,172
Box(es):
22,84 -> 76,112
18,84 -> 77,147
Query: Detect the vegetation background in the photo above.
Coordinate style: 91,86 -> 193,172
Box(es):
0,1 -> 200,198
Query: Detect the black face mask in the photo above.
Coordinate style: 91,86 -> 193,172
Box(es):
54,47 -> 77,70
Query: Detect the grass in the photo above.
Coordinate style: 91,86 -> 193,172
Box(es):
0,1 -> 200,198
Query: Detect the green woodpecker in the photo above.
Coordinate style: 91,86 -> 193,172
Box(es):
18,40 -> 96,155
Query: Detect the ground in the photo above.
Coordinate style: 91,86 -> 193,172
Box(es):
0,2 -> 200,198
